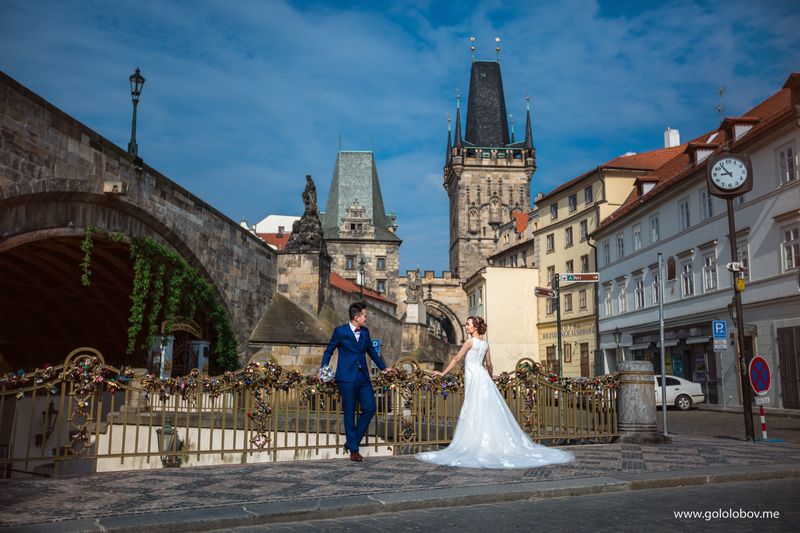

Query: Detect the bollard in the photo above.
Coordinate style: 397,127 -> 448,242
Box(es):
617,361 -> 671,444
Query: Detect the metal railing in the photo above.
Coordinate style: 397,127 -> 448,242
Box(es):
0,348 -> 618,477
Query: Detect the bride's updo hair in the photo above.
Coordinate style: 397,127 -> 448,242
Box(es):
468,316 -> 487,335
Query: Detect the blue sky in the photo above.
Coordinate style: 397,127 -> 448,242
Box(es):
1,0 -> 798,273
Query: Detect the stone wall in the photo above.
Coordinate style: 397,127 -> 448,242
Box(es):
0,72 -> 276,356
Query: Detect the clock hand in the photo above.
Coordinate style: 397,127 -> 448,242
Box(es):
719,164 -> 733,177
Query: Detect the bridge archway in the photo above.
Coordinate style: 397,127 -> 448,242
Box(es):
0,189 -> 230,372
423,299 -> 464,345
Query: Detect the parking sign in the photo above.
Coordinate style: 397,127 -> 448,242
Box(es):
712,320 -> 727,340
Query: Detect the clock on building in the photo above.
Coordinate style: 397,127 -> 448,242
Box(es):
706,152 -> 753,198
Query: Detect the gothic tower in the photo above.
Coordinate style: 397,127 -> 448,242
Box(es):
444,60 -> 536,280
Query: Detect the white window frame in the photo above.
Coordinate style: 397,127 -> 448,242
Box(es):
550,203 -> 558,220
700,189 -> 713,220
602,240 -> 611,265
777,141 -> 797,185
568,194 -> 577,212
565,227 -> 573,247
679,198 -> 691,230
702,253 -> 717,292
580,219 -> 588,241
616,233 -> 625,259
547,266 -> 555,286
579,288 -> 587,310
580,254 -> 589,273
566,259 -> 574,273
584,185 -> 593,205
546,233 -> 555,253
650,214 -> 660,243
604,287 -> 613,317
617,283 -> 627,314
783,226 -> 800,271
633,224 -> 642,251
634,277 -> 645,309
681,261 -> 694,297
651,271 -> 660,306
376,279 -> 386,293
564,293 -> 573,312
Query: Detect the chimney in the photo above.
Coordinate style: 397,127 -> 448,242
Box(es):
664,127 -> 680,148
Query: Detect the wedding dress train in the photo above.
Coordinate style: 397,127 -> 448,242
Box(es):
416,338 -> 574,469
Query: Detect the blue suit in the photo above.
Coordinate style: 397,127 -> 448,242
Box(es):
321,323 -> 386,453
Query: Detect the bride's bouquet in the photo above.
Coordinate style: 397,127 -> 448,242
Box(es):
318,365 -> 334,383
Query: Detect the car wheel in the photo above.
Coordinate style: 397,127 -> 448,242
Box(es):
675,394 -> 692,411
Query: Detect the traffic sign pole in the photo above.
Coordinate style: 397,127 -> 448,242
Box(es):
554,274 -> 562,377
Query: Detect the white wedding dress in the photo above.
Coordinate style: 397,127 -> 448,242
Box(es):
416,338 -> 574,469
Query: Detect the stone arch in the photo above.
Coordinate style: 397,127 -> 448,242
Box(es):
424,299 -> 464,345
0,187 -> 233,370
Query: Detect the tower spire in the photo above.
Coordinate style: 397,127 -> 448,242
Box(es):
454,92 -> 462,149
446,113 -> 452,164
470,36 -> 476,63
524,96 -> 533,150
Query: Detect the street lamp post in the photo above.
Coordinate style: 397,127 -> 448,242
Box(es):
127,68 -> 145,156
613,327 -> 622,364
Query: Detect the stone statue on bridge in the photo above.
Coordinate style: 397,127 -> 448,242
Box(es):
285,175 -> 327,254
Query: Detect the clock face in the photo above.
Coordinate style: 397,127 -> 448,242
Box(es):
710,157 -> 748,190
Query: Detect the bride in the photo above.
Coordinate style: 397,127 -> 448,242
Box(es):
416,316 -> 574,469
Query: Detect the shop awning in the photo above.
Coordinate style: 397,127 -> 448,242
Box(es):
686,336 -> 710,344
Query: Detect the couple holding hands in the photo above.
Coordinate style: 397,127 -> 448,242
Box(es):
321,302 -> 572,469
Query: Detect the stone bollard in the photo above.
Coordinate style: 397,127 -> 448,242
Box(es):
616,361 -> 670,444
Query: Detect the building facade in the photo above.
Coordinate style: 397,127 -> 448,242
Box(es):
443,60 -> 536,281
534,147 -> 682,376
463,267 -> 540,373
594,73 -> 800,409
321,151 -> 401,299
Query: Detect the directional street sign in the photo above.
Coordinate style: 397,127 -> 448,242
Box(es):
558,273 -> 600,282
534,287 -> 557,298
712,320 -> 727,339
749,356 -> 771,396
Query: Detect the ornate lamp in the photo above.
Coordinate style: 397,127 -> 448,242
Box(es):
127,67 -> 145,156
613,327 -> 622,362
156,420 -> 183,468
358,257 -> 366,301
42,400 -> 59,441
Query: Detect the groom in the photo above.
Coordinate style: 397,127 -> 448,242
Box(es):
321,302 -> 389,462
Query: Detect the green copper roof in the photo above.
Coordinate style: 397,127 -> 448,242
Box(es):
321,151 -> 400,242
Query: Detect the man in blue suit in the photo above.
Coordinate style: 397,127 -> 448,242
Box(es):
321,301 -> 390,462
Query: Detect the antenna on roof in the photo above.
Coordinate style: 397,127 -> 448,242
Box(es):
495,37 -> 501,62
470,36 -> 476,62
716,86 -> 726,121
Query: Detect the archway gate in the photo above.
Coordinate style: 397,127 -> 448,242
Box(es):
0,349 -> 618,478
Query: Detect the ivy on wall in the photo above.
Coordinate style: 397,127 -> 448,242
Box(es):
80,227 -> 238,371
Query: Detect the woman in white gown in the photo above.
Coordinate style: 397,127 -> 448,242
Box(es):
416,316 -> 574,469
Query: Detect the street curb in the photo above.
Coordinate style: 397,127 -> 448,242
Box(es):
697,404 -> 800,419
5,464 -> 800,532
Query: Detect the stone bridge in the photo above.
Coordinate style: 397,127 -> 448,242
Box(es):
0,72 -> 276,371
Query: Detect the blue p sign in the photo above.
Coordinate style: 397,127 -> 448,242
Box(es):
372,339 -> 381,355
712,320 -> 727,339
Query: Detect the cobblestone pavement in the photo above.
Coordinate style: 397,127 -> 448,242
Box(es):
1,435 -> 799,528
661,408 -> 800,443
218,478 -> 799,533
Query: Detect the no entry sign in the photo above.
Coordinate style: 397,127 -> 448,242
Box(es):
748,356 -> 771,396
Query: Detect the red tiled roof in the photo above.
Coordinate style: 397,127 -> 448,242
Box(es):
329,271 -> 395,305
512,210 -> 529,233
595,75 -> 796,233
257,233 -> 291,250
537,145 -> 685,203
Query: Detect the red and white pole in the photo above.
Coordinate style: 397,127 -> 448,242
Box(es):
759,405 -> 768,440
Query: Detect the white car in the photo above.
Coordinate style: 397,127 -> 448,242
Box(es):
654,375 -> 705,410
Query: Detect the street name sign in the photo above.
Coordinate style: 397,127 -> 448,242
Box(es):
748,355 -> 771,396
558,273 -> 599,282
534,287 -> 557,298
